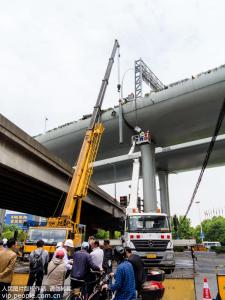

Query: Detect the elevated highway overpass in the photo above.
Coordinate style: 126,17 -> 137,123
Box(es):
37,64 -> 225,163
0,114 -> 124,232
36,64 -> 225,214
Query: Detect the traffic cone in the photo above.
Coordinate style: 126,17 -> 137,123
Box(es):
203,277 -> 212,300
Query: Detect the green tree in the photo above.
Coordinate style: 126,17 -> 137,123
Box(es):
95,229 -> 109,239
192,216 -> 225,245
114,231 -> 121,239
172,216 -> 195,239
203,217 -> 225,244
1,224 -> 27,242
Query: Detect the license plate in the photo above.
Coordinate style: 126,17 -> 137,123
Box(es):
147,253 -> 156,259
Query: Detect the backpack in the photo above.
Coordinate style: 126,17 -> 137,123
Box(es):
30,250 -> 44,274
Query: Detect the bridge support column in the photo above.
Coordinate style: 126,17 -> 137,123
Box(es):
141,143 -> 157,212
0,209 -> 6,235
158,171 -> 170,216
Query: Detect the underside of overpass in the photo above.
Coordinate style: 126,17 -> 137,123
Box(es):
0,114 -> 124,232
0,163 -> 123,231
92,135 -> 225,185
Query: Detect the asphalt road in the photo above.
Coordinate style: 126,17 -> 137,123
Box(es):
170,251 -> 225,299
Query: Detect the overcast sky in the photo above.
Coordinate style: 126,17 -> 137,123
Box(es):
1,0 -> 225,226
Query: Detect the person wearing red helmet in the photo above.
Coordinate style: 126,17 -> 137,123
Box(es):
44,249 -> 66,299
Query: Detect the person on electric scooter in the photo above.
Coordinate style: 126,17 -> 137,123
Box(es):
103,246 -> 136,300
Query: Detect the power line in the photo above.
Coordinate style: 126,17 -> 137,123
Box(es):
183,97 -> 225,220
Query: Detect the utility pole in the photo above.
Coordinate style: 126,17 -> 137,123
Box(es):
196,201 -> 204,243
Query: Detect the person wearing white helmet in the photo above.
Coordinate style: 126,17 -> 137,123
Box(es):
56,242 -> 63,249
64,239 -> 74,248
2,238 -> 7,248
53,239 -> 74,271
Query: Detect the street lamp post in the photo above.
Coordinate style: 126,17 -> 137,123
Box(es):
119,68 -> 134,144
196,201 -> 204,243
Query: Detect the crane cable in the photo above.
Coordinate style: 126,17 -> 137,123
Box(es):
117,45 -> 121,96
182,97 -> 225,222
53,175 -> 71,217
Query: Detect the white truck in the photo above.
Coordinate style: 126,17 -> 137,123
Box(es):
123,211 -> 175,273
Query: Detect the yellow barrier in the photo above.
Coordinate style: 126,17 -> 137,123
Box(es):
9,272 -> 29,297
12,272 -> 29,286
163,278 -> 196,300
217,275 -> 225,299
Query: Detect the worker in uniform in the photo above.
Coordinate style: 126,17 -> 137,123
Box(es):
103,246 -> 136,300
0,239 -> 17,299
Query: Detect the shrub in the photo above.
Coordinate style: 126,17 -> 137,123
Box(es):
210,246 -> 225,254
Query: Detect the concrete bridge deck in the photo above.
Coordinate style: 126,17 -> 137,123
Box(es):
35,64 -> 225,184
0,114 -> 124,230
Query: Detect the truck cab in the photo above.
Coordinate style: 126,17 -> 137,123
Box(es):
23,225 -> 86,258
124,212 -> 175,273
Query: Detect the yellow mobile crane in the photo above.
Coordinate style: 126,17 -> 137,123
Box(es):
24,40 -> 120,256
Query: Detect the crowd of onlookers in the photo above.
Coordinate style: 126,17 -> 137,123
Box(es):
0,237 -> 145,300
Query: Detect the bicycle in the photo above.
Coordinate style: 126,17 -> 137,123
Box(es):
64,271 -> 113,300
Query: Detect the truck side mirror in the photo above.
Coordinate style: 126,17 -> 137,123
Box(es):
173,215 -> 179,232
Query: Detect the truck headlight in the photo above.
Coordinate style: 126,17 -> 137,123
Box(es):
164,252 -> 174,260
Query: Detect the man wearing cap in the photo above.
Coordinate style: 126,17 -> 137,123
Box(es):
71,242 -> 100,290
44,249 -> 66,299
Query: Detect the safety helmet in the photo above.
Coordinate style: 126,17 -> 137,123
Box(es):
114,246 -> 125,262
56,242 -> 63,248
55,249 -> 65,259
2,238 -> 7,245
64,239 -> 74,248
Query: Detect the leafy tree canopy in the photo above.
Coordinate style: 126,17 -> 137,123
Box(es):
172,215 -> 225,245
